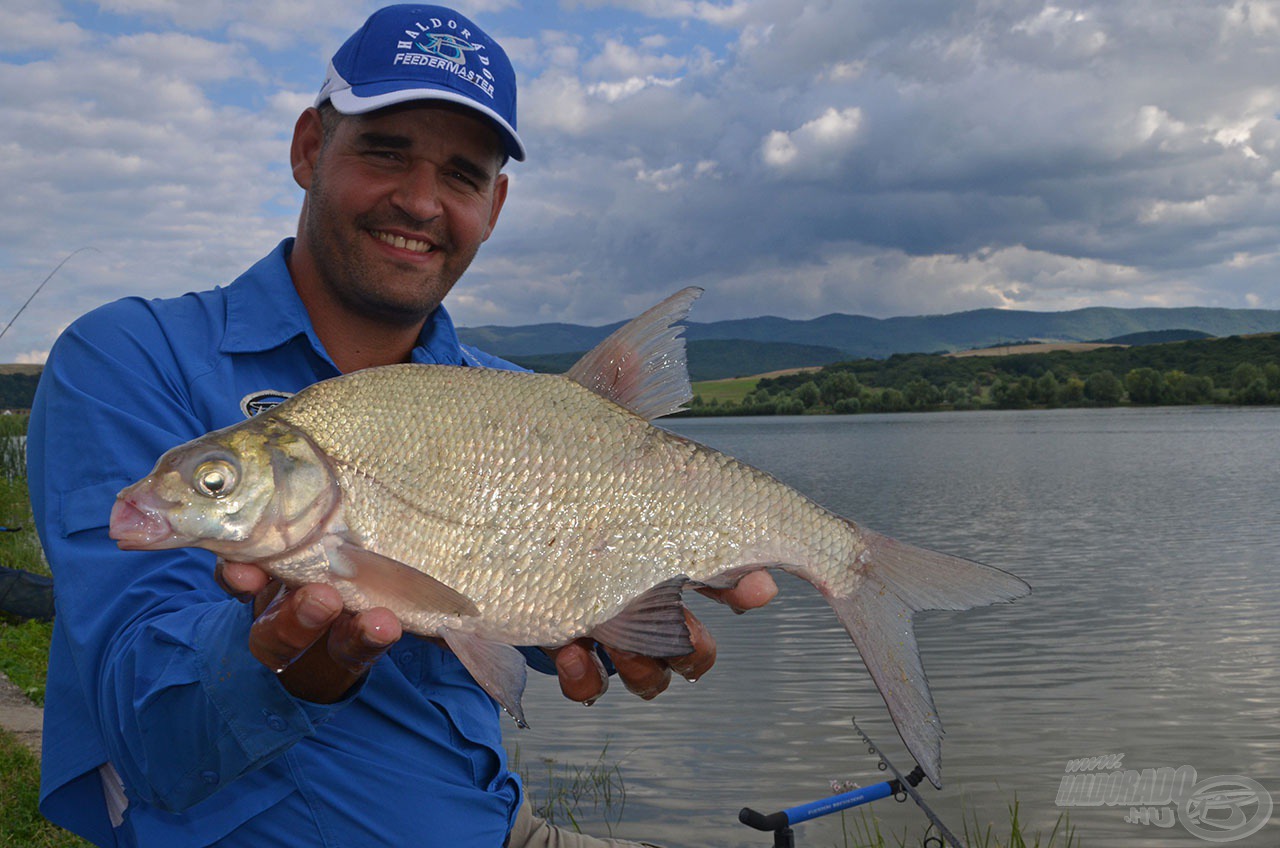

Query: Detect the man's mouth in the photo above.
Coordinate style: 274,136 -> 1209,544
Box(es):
371,230 -> 436,254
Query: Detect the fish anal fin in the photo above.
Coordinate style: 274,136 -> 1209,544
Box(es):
563,287 -> 702,421
440,628 -> 529,727
590,577 -> 693,657
326,539 -> 480,618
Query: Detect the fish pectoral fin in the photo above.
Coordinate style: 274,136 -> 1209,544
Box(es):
326,540 -> 480,618
440,628 -> 529,728
563,287 -> 701,421
589,577 -> 694,657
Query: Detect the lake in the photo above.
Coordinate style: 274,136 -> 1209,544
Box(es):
503,406 -> 1280,848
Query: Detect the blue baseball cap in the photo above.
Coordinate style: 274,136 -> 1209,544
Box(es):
316,5 -> 526,161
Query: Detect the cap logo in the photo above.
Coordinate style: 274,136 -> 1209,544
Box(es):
394,17 -> 495,99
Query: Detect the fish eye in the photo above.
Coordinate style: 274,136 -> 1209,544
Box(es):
193,460 -> 237,498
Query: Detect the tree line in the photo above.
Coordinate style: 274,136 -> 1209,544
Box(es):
687,334 -> 1280,416
0,373 -> 40,411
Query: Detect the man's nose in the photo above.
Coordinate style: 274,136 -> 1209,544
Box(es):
391,165 -> 444,222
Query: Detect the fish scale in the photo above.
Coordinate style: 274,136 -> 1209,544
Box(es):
110,287 -> 1029,786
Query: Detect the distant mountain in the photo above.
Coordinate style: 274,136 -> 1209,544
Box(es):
510,340 -> 847,381
459,305 -> 1280,362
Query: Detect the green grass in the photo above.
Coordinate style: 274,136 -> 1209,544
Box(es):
0,620 -> 54,707
691,376 -> 760,405
508,743 -> 628,836
0,414 -> 84,845
0,421 -> 53,706
832,800 -> 1077,848
0,730 -> 89,848
961,801 -> 1077,848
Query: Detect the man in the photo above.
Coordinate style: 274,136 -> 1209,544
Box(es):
28,5 -> 776,846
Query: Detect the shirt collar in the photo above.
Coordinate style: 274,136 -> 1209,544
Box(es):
221,238 -> 467,367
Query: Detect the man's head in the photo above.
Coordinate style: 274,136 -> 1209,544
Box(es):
288,5 -> 519,338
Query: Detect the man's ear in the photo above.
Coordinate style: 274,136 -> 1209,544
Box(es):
482,173 -> 509,242
291,108 -> 325,191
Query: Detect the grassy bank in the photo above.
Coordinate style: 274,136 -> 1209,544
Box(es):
0,414 -> 86,847
0,731 -> 89,848
1,414 -> 54,704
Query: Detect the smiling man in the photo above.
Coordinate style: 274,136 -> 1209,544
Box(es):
28,5 -> 774,847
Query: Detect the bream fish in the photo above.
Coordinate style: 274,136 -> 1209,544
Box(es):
109,288 -> 1029,786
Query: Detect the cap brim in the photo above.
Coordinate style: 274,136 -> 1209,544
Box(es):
328,85 -> 526,162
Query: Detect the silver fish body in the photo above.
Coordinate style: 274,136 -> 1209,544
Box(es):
110,288 -> 1028,786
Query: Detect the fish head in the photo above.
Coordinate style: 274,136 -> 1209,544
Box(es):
109,417 -> 339,560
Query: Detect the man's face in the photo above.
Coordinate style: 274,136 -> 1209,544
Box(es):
291,102 -> 509,325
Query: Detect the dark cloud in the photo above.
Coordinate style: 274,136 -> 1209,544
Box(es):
4,0 -> 1280,362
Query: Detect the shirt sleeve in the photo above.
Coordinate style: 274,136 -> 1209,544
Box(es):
29,299 -> 351,814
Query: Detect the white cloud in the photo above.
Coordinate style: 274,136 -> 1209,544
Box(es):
585,38 -> 686,78
0,2 -> 86,52
761,107 -> 863,172
587,75 -> 681,102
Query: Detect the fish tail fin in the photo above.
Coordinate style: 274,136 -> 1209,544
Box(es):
824,528 -> 1029,788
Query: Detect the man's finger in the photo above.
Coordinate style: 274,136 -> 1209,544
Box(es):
277,606 -> 402,703
215,559 -> 271,602
547,640 -> 609,704
249,583 -> 342,673
696,569 -> 779,613
327,607 -> 401,676
605,647 -> 672,700
667,610 -> 715,682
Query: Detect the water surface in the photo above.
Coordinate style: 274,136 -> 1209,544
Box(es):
505,407 -> 1280,847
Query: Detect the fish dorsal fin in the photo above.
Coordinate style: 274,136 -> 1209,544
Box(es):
564,287 -> 702,420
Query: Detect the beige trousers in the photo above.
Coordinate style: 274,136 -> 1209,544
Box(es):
505,797 -> 663,848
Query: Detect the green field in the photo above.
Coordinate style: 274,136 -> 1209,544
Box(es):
691,376 -> 760,405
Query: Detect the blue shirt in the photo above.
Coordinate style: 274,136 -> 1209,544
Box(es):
28,239 -> 539,847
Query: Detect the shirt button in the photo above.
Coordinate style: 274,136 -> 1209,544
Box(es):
397,653 -> 413,668
265,713 -> 287,732
201,771 -> 220,785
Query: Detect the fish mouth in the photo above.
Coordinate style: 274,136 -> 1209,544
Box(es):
109,496 -> 175,549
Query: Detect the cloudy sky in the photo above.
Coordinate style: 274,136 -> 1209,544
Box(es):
3,0 -> 1280,363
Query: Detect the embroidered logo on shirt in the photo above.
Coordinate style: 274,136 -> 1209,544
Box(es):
240,390 -> 293,418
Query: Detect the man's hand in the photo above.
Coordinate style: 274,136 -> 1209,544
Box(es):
216,561 -> 401,704
547,570 -> 779,703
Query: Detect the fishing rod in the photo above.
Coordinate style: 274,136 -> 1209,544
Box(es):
0,247 -> 98,347
738,717 -> 966,848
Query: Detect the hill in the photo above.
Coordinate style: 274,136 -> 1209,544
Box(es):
458,305 -> 1280,362
510,339 -> 846,381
